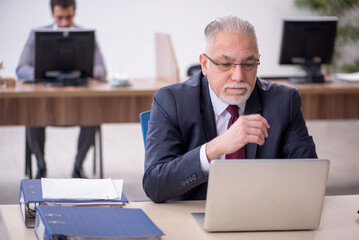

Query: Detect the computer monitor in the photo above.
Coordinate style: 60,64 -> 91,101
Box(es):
279,17 -> 338,83
34,29 -> 95,86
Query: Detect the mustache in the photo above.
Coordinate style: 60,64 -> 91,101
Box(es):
223,82 -> 250,90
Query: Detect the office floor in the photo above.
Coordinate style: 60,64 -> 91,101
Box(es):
0,120 -> 359,204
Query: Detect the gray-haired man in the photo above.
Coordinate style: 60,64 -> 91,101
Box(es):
143,15 -> 317,203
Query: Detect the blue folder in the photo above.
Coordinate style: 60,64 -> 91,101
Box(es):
19,179 -> 128,228
35,206 -> 164,240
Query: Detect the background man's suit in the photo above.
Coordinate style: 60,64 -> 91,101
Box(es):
143,72 -> 317,203
16,24 -> 106,176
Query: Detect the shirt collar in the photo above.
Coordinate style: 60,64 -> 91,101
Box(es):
51,22 -> 76,30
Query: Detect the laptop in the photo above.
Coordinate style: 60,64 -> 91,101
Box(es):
192,159 -> 330,232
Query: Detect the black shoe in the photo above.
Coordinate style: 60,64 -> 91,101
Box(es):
72,169 -> 87,178
35,168 -> 47,179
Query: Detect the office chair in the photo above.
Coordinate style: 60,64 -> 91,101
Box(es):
139,110 -> 151,148
25,126 -> 103,179
187,64 -> 202,77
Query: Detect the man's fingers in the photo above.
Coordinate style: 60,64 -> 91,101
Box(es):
246,134 -> 265,145
236,114 -> 270,139
243,120 -> 269,138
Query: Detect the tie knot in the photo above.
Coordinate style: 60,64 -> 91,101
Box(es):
227,105 -> 239,118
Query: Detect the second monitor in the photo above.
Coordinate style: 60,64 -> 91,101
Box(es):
279,17 -> 338,83
34,29 -> 95,86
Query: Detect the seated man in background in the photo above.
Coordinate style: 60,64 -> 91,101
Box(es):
143,15 -> 317,203
16,0 -> 106,179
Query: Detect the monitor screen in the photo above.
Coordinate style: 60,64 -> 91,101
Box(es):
34,29 -> 95,86
279,17 -> 337,83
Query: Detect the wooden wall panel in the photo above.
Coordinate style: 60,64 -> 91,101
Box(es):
1,79 -> 359,126
0,95 -> 153,126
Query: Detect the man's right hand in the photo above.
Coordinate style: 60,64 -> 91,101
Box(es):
205,114 -> 270,161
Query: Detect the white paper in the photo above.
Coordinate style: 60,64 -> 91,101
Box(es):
41,178 -> 120,200
333,72 -> 359,82
112,179 -> 124,198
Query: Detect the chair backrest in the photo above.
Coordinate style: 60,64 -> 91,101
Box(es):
187,64 -> 202,77
139,110 -> 151,148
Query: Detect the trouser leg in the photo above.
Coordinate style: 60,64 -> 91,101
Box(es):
26,127 -> 46,170
74,126 -> 97,170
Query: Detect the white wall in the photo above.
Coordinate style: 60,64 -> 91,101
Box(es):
0,0 -> 311,80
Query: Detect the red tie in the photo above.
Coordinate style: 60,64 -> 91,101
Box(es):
225,105 -> 245,159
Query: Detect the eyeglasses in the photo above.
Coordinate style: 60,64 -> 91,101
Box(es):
203,53 -> 260,72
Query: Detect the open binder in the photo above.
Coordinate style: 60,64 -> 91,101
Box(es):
20,179 -> 128,228
35,205 -> 164,240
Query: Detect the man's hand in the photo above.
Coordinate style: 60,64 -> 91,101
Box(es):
206,114 -> 270,161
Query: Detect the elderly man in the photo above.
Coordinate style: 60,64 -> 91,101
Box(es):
143,16 -> 317,203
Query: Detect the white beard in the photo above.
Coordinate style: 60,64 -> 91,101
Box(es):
219,82 -> 251,105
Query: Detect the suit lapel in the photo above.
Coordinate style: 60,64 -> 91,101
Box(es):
244,78 -> 262,159
200,75 -> 217,142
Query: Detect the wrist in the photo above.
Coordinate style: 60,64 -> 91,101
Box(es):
206,137 -> 225,161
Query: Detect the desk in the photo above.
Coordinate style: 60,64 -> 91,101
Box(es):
270,80 -> 359,119
1,79 -> 359,126
0,79 -> 168,126
1,195 -> 359,240
0,32 -> 179,127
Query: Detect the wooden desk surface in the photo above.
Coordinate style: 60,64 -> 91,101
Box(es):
0,78 -> 165,98
269,79 -> 359,94
1,195 -> 359,240
0,79 -> 168,126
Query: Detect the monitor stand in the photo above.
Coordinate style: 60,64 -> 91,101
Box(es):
288,60 -> 325,84
43,71 -> 89,87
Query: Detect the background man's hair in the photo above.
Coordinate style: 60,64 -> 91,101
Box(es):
50,0 -> 76,12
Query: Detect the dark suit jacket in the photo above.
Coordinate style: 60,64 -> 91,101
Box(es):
143,73 -> 317,203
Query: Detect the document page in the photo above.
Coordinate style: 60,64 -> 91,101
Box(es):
112,179 -> 124,198
333,72 -> 359,82
41,178 -> 120,200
